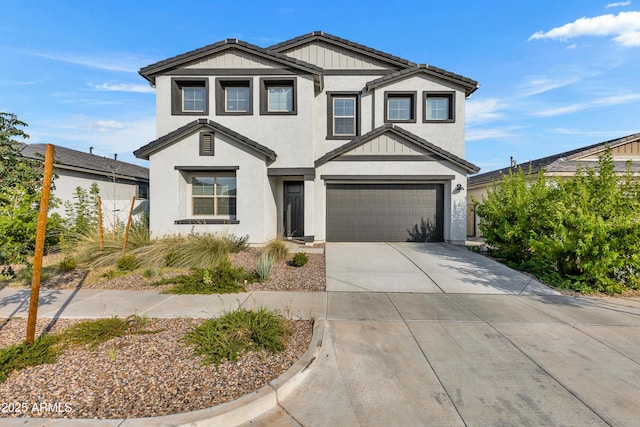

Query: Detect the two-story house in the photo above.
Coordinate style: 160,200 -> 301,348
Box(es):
134,32 -> 480,244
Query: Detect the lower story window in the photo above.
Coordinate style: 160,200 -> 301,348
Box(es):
192,174 -> 236,217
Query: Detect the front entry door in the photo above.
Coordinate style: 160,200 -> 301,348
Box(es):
283,181 -> 304,238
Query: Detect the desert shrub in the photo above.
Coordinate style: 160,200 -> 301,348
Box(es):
263,238 -> 289,262
255,253 -> 274,281
0,334 -> 61,383
475,148 -> 640,294
143,267 -> 161,278
61,315 -> 154,350
182,308 -> 291,368
58,256 -> 77,272
117,254 -> 139,271
157,258 -> 249,294
291,252 -> 309,267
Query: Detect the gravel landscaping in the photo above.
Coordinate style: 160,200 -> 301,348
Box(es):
0,246 -> 324,419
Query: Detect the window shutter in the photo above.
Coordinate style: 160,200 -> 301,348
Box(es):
200,132 -> 214,156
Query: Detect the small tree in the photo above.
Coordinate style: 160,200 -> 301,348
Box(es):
63,183 -> 100,235
0,113 -> 61,276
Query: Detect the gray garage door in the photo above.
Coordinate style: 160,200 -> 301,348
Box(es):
326,183 -> 444,242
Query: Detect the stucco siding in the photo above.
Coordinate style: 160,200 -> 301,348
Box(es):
147,130 -> 274,243
51,170 -> 145,229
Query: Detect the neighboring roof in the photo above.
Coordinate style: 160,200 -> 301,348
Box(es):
366,64 -> 479,97
139,38 -> 324,88
469,133 -> 640,187
315,124 -> 480,174
20,144 -> 148,181
134,118 -> 277,161
269,31 -> 415,69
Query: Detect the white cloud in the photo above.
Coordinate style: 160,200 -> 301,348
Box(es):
89,82 -> 155,93
550,128 -> 639,136
606,1 -> 631,8
465,98 -> 506,124
27,50 -> 153,73
533,93 -> 640,116
518,76 -> 581,97
528,11 -> 640,47
466,128 -> 515,141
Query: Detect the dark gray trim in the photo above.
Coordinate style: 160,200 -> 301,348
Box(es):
259,77 -> 297,115
174,219 -> 240,225
303,235 -> 314,242
333,154 -> 436,161
315,123 -> 480,173
135,118 -> 277,161
139,38 -> 323,87
268,31 -> 415,69
384,91 -> 417,124
199,132 -> 214,156
365,64 -> 479,97
323,70 -> 397,76
326,91 -> 361,140
423,91 -> 455,123
164,68 -> 300,76
321,174 -> 455,181
215,78 -> 253,116
267,168 -> 315,177
171,78 -> 209,116
175,165 -> 239,171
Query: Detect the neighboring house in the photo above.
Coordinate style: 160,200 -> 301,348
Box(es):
134,31 -> 479,244
20,143 -> 149,228
467,133 -> 640,237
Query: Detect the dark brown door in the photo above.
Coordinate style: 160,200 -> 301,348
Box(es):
284,181 -> 304,238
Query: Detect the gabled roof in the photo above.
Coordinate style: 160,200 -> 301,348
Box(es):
269,31 -> 415,70
20,144 -> 148,181
315,124 -> 480,174
469,132 -> 640,187
139,38 -> 324,89
366,64 -> 479,97
133,118 -> 277,162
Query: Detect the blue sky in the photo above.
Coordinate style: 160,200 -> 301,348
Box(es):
1,0 -> 639,173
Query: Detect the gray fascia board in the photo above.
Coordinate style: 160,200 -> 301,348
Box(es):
267,168 -> 316,177
134,119 -> 277,162
366,65 -> 479,97
320,174 -> 455,181
139,39 -> 323,85
269,31 -> 415,69
315,124 -> 480,174
174,166 -> 239,171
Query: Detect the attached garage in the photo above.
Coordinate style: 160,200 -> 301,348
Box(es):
326,183 -> 444,242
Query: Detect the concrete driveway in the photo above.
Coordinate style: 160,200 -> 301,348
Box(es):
326,242 -> 558,294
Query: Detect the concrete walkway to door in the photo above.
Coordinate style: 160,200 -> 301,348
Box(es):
326,242 -> 559,295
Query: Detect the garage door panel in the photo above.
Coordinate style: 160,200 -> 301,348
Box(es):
326,183 -> 444,242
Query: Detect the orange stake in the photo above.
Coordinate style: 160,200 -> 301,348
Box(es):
97,195 -> 103,253
122,196 -> 136,256
26,144 -> 55,345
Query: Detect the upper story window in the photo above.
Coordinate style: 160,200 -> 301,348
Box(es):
171,78 -> 208,115
260,78 -> 297,115
384,92 -> 416,123
328,92 -> 359,139
424,92 -> 455,122
216,78 -> 253,115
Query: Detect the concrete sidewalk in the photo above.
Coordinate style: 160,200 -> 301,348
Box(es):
2,286 -> 640,426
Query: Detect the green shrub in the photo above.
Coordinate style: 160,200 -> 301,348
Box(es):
59,256 -> 77,272
157,258 -> 250,294
263,238 -> 289,262
475,148 -> 640,294
255,253 -> 274,281
117,254 -> 139,271
143,267 -> 161,278
61,315 -> 153,350
182,308 -> 291,368
291,252 -> 309,267
0,334 -> 60,383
